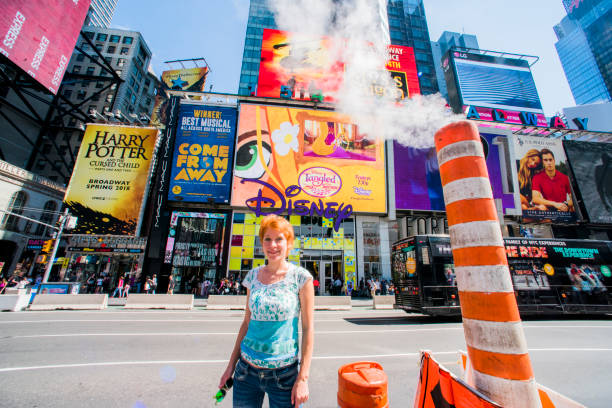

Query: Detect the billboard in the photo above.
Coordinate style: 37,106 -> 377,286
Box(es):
510,135 -> 578,223
0,0 -> 90,94
231,104 -> 386,224
444,50 -> 543,114
564,141 -> 612,224
168,104 -> 237,203
257,29 -> 420,101
150,67 -> 208,128
394,129 -> 518,213
64,124 -> 159,235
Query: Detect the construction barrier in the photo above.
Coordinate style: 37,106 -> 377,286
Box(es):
338,361 -> 388,408
124,294 -> 193,310
0,294 -> 31,311
435,121 -> 541,407
206,295 -> 352,310
29,294 -> 108,310
373,295 -> 395,310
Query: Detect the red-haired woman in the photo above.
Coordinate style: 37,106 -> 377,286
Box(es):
219,214 -> 314,407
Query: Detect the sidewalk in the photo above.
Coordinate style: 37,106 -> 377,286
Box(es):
106,296 -> 377,308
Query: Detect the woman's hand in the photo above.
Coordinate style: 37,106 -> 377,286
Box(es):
218,364 -> 234,389
291,378 -> 309,407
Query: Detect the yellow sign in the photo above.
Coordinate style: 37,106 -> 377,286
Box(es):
406,257 -> 417,275
543,263 -> 555,276
63,124 -> 158,235
161,67 -> 208,91
231,104 -> 386,214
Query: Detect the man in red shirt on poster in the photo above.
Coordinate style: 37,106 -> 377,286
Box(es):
531,149 -> 574,212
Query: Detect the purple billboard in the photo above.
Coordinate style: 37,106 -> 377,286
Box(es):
394,129 -> 518,212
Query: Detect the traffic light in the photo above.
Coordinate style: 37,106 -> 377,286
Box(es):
41,239 -> 54,253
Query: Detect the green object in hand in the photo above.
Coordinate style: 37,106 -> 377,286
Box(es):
214,377 -> 233,404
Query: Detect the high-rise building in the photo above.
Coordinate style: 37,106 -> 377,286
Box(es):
84,0 -> 119,28
555,0 -> 612,104
28,27 -> 158,183
431,31 -> 480,100
238,0 -> 437,96
387,0 -> 438,95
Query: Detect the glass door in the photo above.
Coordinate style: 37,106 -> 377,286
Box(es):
320,261 -> 332,295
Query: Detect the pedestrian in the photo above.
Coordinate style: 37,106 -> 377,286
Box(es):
167,275 -> 175,294
95,276 -> 103,293
375,278 -> 381,295
86,274 -> 96,294
313,278 -> 320,296
219,214 -> 314,408
144,277 -> 150,294
368,278 -> 376,299
151,274 -> 157,294
112,275 -> 124,298
123,279 -> 131,297
203,278 -> 211,298
346,279 -> 353,297
381,279 -> 388,296
333,276 -> 342,296
0,278 -> 7,294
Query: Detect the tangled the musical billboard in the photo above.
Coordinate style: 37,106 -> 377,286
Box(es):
231,104 -> 386,227
64,124 -> 159,235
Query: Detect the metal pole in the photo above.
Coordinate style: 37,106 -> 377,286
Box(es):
42,208 -> 69,283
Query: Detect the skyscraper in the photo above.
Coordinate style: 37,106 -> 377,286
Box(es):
387,0 -> 438,95
84,0 -> 119,28
555,0 -> 612,104
238,0 -> 437,96
431,31 -> 480,100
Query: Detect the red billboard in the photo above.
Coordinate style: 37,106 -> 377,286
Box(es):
0,0 -> 90,95
257,29 -> 420,101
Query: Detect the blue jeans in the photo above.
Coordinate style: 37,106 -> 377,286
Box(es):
233,358 -> 299,408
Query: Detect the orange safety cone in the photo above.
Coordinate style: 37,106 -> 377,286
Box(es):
337,361 -> 388,408
434,121 -> 541,408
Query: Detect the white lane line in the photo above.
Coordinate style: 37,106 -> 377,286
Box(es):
0,318 -> 393,324
2,349 -> 611,373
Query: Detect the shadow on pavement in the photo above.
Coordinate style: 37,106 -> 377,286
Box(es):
344,315 -> 462,325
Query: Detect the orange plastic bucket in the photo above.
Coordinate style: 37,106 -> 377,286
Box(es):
337,361 -> 388,408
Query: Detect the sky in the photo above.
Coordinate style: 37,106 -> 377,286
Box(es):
111,0 -> 575,117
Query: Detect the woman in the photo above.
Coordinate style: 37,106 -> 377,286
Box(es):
219,215 -> 314,407
518,149 -> 547,210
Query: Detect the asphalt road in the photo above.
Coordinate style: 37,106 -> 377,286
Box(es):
0,308 -> 611,408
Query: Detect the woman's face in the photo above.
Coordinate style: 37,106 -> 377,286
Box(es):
527,154 -> 541,169
262,228 -> 289,262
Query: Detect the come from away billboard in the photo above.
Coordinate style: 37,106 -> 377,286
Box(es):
168,104 -> 237,204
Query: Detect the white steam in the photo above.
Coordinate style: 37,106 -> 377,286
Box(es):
267,0 -> 461,148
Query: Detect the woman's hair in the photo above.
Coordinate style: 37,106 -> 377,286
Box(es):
259,214 -> 295,250
518,149 -> 542,194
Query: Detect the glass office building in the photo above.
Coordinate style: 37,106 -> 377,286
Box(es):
238,0 -> 438,96
555,0 -> 612,104
84,0 -> 118,28
431,32 -> 480,100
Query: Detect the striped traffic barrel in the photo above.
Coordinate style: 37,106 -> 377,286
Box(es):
435,121 -> 541,408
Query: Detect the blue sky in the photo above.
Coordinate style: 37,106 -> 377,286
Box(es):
111,0 -> 574,116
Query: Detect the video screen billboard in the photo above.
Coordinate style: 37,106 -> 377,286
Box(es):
0,0 -> 90,94
64,124 -> 158,235
449,51 -> 543,113
394,130 -> 518,213
168,104 -> 237,204
257,29 -> 420,101
564,141 -> 612,224
231,104 -> 386,219
511,135 -> 578,223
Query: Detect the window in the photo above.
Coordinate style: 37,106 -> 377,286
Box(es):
120,47 -> 129,55
81,43 -> 90,51
86,67 -> 95,75
42,144 -> 52,154
91,93 -> 100,101
96,33 -> 108,42
81,80 -> 89,87
129,76 -> 136,87
84,32 -> 94,39
117,58 -> 126,67
109,35 -> 120,43
88,105 -> 97,113
72,65 -> 81,73
95,81 -> 104,88
107,45 -> 116,54
134,83 -> 140,93
76,90 -> 86,100
35,201 -> 57,237
36,160 -> 46,171
95,44 -> 103,51
122,36 -> 133,44
63,89 -> 72,98
2,191 -> 28,231
76,53 -> 85,62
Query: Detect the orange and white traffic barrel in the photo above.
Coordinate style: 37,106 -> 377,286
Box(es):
435,121 -> 541,408
337,361 -> 388,408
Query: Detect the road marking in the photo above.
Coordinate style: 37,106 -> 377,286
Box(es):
1,349 -> 610,373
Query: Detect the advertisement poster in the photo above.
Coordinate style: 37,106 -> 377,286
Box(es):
564,141 -> 612,224
168,104 -> 237,203
64,124 -> 158,235
394,130 -> 517,213
257,29 -> 420,102
511,135 -> 578,223
0,0 -> 90,94
150,67 -> 208,128
231,104 -> 386,227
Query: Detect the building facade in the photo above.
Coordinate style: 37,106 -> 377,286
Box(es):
555,0 -> 612,104
431,31 -> 480,100
84,0 -> 118,28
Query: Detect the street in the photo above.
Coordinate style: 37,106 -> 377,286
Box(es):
0,307 -> 611,407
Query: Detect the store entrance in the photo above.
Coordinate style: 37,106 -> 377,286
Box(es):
301,258 -> 343,296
